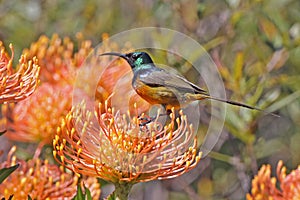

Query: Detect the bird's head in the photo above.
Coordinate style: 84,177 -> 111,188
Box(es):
99,51 -> 154,70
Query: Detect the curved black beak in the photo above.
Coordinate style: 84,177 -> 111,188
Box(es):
99,52 -> 127,60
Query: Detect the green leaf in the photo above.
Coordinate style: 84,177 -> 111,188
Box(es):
266,90 -> 300,113
72,182 -> 92,200
106,194 -> 116,200
28,195 -> 33,200
85,187 -> 92,200
233,51 -> 244,84
0,130 -> 6,136
72,183 -> 84,200
0,164 -> 19,184
1,195 -> 13,200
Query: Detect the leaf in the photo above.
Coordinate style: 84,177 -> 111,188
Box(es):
0,130 -> 6,136
28,195 -> 33,200
106,194 -> 116,200
72,182 -> 92,200
85,188 -> 92,200
0,164 -> 19,184
1,195 -> 13,200
254,138 -> 285,159
259,17 -> 279,43
266,90 -> 300,113
72,183 -> 84,200
233,51 -> 244,84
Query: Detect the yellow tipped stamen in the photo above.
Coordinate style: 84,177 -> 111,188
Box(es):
29,168 -> 34,175
20,177 -> 27,186
179,110 -> 183,116
11,156 -> 16,166
51,100 -> 201,183
60,156 -> 65,163
71,127 -> 75,138
186,161 -> 191,168
77,148 -> 82,157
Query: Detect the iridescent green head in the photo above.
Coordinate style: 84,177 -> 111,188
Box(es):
99,51 -> 154,70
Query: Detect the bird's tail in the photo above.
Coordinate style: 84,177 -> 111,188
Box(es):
201,95 -> 279,117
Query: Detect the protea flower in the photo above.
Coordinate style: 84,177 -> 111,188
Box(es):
0,146 -> 100,200
278,160 -> 300,199
3,34 -> 93,145
247,160 -> 300,200
4,83 -> 73,144
0,42 -> 40,103
53,100 -> 202,199
4,34 -> 148,144
22,34 -> 93,85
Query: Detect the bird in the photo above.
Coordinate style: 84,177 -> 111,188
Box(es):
99,51 -> 277,116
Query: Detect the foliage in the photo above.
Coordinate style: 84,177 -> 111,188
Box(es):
72,183 -> 92,200
0,164 -> 19,183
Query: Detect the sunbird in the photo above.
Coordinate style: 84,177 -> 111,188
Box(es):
99,51 -> 276,116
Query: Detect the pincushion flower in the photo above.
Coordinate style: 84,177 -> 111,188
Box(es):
4,34 -> 93,144
5,83 -> 73,143
0,146 -> 100,200
4,34 -> 148,144
53,100 -> 202,199
22,33 -> 93,85
0,42 -> 40,103
247,160 -> 300,200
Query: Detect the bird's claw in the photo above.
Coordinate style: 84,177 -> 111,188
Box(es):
138,116 -> 155,127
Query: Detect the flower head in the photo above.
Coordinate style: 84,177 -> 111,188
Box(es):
53,101 -> 202,183
3,34 -> 148,144
0,42 -> 40,103
22,34 -> 92,85
247,164 -> 281,200
247,160 -> 300,200
3,34 -> 93,144
278,160 -> 300,199
0,146 -> 100,200
4,83 -> 73,143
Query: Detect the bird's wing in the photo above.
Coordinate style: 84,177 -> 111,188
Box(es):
174,73 -> 209,95
137,68 -> 209,96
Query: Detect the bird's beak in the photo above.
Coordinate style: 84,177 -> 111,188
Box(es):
99,52 -> 127,60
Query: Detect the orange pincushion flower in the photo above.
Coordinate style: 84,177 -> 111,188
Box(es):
53,100 -> 202,184
3,33 -> 146,144
3,34 -> 92,144
278,160 -> 300,199
22,34 -> 93,85
21,33 -> 147,110
247,161 -> 300,200
0,146 -> 100,200
5,83 -> 73,143
247,164 -> 281,200
0,42 -> 40,103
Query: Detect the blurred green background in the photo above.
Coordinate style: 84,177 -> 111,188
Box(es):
1,0 -> 300,199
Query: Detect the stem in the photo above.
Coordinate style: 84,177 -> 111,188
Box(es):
108,182 -> 134,200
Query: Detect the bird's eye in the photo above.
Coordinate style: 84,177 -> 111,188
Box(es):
132,53 -> 139,59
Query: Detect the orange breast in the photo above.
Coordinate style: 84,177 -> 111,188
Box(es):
133,78 -> 181,109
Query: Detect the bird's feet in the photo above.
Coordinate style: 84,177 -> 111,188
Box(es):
138,113 -> 168,127
138,114 -> 156,127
